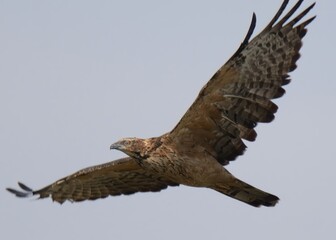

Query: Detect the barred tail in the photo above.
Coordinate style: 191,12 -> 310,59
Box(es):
213,178 -> 279,207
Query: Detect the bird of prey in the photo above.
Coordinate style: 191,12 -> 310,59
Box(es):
7,0 -> 315,207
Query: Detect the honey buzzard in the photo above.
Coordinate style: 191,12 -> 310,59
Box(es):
7,0 -> 315,207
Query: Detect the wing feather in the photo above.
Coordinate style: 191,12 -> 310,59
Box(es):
169,1 -> 315,165
7,157 -> 178,203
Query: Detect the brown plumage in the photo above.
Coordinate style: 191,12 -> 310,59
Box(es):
7,0 -> 315,207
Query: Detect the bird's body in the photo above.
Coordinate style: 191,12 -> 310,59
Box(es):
110,135 -> 280,207
7,0 -> 316,207
127,136 -> 228,188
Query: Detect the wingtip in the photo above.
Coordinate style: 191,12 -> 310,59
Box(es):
308,2 -> 317,10
252,12 -> 257,19
302,15 -> 317,27
6,182 -> 34,198
228,11 -> 257,61
18,182 -> 33,192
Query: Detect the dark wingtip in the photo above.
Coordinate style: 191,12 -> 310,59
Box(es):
6,182 -> 34,198
241,12 -> 257,46
300,15 -> 316,29
229,12 -> 257,61
286,2 -> 316,28
262,0 -> 290,32
18,182 -> 33,192
275,0 -> 304,27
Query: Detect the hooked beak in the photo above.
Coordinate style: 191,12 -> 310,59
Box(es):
110,140 -> 132,156
110,141 -> 123,150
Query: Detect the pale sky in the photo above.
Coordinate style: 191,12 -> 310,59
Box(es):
1,1 -> 335,239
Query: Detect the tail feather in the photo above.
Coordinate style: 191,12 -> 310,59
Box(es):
213,178 -> 279,207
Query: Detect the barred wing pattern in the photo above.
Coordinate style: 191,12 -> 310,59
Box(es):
7,1 -> 315,206
7,157 -> 178,203
170,0 -> 315,165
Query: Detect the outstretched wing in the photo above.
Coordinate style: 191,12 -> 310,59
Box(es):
7,157 -> 178,203
169,0 -> 315,165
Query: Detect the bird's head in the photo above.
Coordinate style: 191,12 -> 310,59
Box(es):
110,137 -> 149,160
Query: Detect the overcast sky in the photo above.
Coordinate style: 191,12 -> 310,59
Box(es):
1,0 -> 335,239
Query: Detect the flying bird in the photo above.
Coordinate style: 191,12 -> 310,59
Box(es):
7,0 -> 315,207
